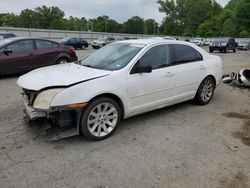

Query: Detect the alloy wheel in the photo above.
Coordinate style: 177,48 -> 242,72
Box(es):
200,79 -> 214,102
87,103 -> 118,137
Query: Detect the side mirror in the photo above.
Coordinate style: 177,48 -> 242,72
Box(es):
131,65 -> 152,74
4,48 -> 13,55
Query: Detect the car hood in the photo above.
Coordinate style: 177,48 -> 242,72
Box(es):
17,63 -> 111,91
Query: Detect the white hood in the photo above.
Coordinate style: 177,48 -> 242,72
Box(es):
17,63 -> 111,91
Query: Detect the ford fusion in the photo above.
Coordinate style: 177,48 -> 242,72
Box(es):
17,39 -> 222,140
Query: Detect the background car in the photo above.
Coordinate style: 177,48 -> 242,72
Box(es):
209,38 -> 237,53
0,32 -> 16,40
0,37 -> 77,76
237,40 -> 250,50
191,38 -> 205,46
91,37 -> 115,49
60,38 -> 88,50
18,39 -> 222,141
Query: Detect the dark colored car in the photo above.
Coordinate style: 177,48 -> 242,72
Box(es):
61,38 -> 88,50
237,40 -> 250,50
209,38 -> 237,53
0,37 -> 78,76
0,32 -> 16,39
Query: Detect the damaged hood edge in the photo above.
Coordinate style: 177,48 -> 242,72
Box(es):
17,63 -> 111,91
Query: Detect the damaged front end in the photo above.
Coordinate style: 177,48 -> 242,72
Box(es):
222,69 -> 250,87
22,88 -> 85,139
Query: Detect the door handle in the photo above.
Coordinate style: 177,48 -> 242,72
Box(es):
199,65 -> 206,70
164,72 -> 175,77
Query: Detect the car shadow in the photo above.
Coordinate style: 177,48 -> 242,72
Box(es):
25,100 -> 194,145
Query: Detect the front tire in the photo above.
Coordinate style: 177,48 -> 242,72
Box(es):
81,98 -> 121,141
194,77 -> 215,105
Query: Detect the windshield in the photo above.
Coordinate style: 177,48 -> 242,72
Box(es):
97,38 -> 105,41
80,43 -> 144,71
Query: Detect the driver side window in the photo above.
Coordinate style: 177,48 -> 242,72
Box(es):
138,44 -> 171,69
7,40 -> 33,52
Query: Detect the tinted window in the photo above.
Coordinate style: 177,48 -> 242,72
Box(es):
36,40 -> 53,49
171,44 -> 202,64
7,40 -> 33,52
138,45 -> 171,69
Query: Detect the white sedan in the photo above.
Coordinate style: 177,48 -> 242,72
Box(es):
17,39 -> 222,140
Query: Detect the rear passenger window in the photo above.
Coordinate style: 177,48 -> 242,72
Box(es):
138,45 -> 171,69
36,40 -> 53,49
171,44 -> 203,64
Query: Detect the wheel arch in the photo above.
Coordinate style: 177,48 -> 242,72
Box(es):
88,93 -> 125,119
196,74 -> 216,95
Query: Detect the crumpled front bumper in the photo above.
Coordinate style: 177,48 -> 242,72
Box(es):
22,93 -> 47,120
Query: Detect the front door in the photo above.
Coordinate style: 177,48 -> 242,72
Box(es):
0,40 -> 34,74
127,44 -> 176,116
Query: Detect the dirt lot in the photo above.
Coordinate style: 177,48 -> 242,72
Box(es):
0,47 -> 250,188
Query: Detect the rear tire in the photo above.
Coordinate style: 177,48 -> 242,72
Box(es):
194,77 -> 215,105
81,97 -> 121,141
209,49 -> 213,53
233,48 -> 236,53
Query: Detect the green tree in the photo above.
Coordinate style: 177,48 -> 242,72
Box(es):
35,6 -> 65,29
235,0 -> 250,32
124,16 -> 145,34
239,30 -> 250,38
145,19 -> 158,35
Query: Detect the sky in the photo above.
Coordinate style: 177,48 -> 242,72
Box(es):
0,0 -> 230,23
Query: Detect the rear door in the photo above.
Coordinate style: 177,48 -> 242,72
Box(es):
169,44 -> 205,100
33,40 -> 59,68
0,39 -> 34,74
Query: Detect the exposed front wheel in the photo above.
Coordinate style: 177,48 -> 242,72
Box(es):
81,98 -> 121,141
194,77 -> 215,105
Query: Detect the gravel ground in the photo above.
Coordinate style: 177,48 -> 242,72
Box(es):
0,47 -> 249,188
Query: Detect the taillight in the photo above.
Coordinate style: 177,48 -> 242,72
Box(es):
68,46 -> 75,53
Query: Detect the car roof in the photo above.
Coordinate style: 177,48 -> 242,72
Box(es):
116,38 -> 191,46
3,37 -> 58,42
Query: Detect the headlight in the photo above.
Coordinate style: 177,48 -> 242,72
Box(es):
222,43 -> 227,46
33,89 -> 64,110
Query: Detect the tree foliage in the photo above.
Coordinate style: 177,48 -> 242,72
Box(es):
158,0 -> 250,37
0,1 -> 249,37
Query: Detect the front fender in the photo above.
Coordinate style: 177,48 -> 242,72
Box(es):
50,74 -> 128,113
